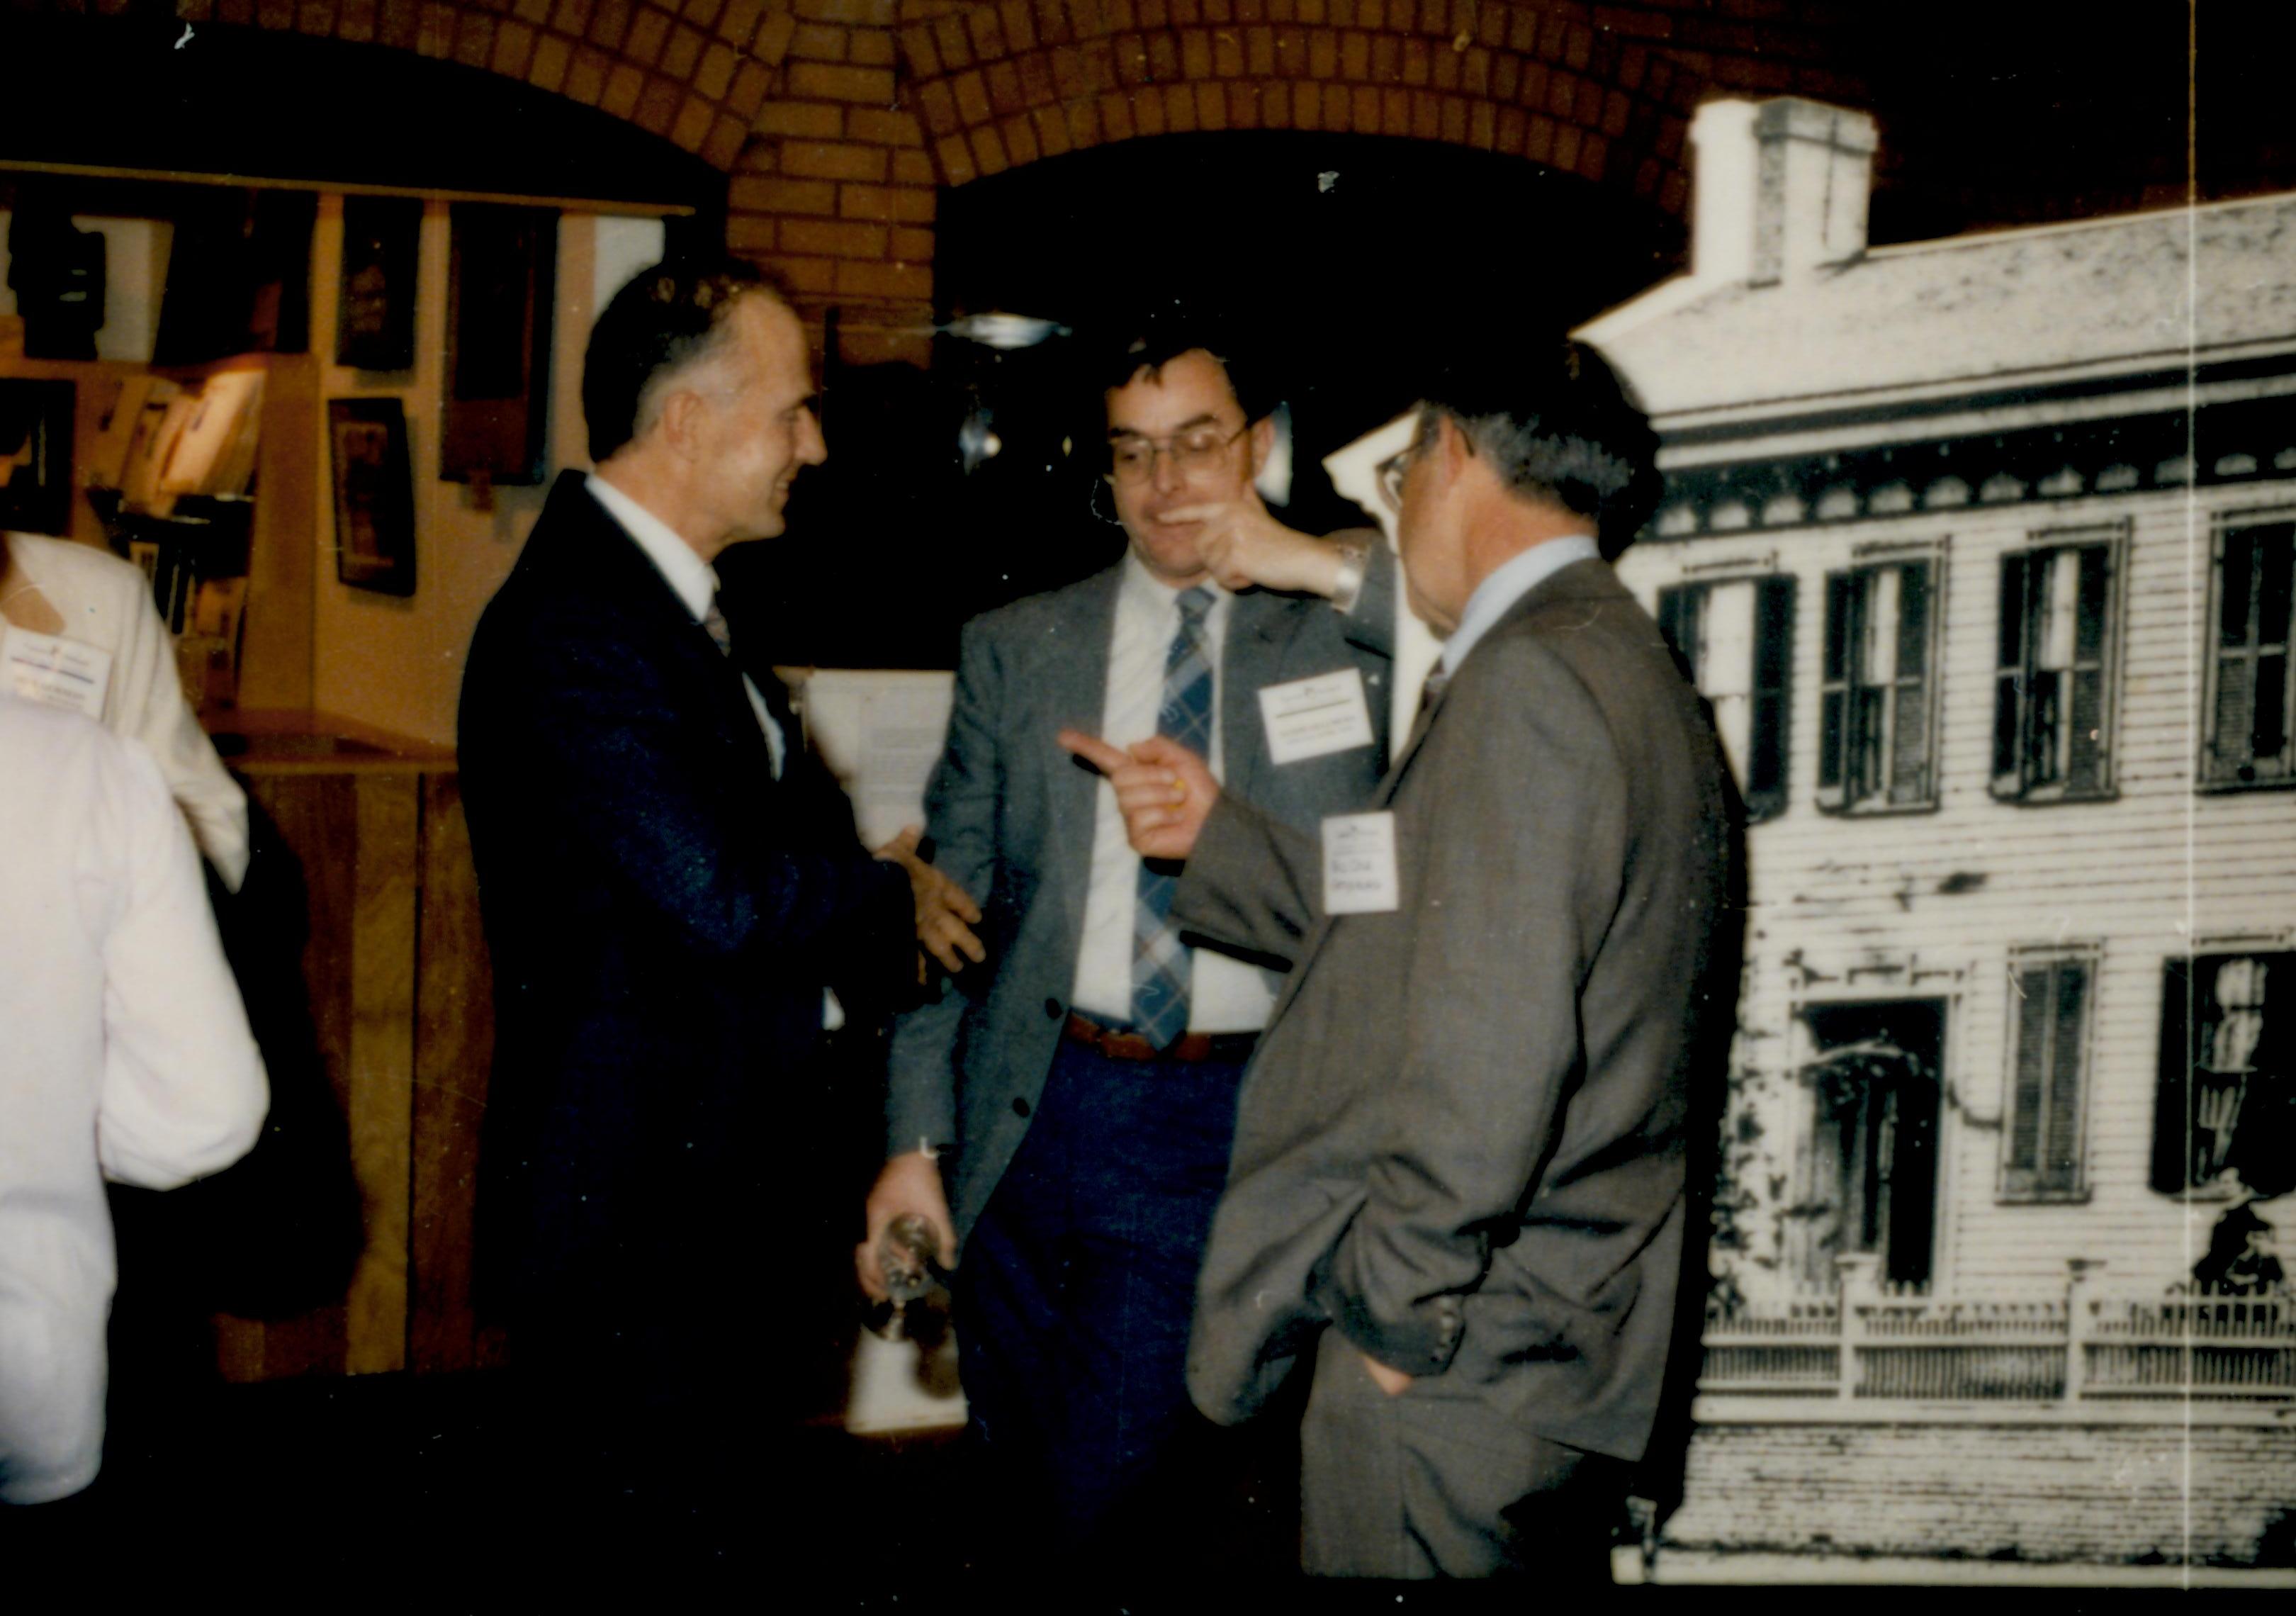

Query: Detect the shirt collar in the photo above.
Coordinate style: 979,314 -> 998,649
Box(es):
1118,549 -> 1227,627
1438,534 -> 1601,677
586,472 -> 717,622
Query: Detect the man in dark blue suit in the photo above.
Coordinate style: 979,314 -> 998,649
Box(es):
459,262 -> 961,1547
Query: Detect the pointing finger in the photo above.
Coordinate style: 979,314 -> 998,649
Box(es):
1057,728 -> 1134,776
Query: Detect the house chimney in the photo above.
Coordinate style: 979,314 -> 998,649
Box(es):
1689,99 -> 1760,285
1691,97 -> 1877,288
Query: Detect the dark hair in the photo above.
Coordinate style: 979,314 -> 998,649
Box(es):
581,258 -> 786,464
1418,337 -> 1660,560
1091,310 -> 1268,425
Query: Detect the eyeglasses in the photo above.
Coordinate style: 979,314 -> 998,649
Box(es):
1375,440 -> 1424,512
1105,422 -> 1251,485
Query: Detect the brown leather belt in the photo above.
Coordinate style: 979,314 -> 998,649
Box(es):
1064,1011 -> 1258,1065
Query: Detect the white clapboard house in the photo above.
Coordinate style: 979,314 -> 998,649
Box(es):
1584,98 -> 2296,1572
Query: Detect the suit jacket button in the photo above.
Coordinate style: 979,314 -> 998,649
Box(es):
1044,998 -> 1063,1019
1013,1096 -> 1031,1118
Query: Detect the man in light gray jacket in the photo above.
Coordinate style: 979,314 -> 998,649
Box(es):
859,319 -> 1397,1566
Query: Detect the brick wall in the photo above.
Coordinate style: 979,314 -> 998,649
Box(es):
1666,1414 -> 2296,1567
29,0 -> 1874,361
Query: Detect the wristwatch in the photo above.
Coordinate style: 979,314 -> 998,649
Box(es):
1329,532 -> 1373,615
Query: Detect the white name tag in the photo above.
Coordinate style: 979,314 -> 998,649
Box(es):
2,627 -> 113,722
1259,668 -> 1375,765
1322,812 -> 1400,914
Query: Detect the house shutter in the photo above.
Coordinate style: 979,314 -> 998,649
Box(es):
1993,553 -> 2030,796
1657,584 -> 1698,683
1817,571 -> 1852,807
2256,532 -> 2294,780
1888,562 -> 1932,804
2152,960 -> 2194,1194
2066,545 -> 2113,793
2009,963 -> 2052,1185
1747,576 -> 1796,820
2044,958 -> 2089,1190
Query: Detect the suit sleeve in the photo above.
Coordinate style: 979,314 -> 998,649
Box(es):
487,597 -> 910,975
1169,792 -> 1323,970
1337,530 -> 1398,667
1317,639 -> 1628,1379
882,615 -> 1005,1157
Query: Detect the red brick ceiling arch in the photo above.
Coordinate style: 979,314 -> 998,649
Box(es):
891,0 -> 1702,216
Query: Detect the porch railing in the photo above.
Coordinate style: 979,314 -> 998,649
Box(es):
1700,1256 -> 2296,1402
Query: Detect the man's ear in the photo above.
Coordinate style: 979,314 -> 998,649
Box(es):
1435,413 -> 1473,476
655,386 -> 709,463
1248,414 -> 1276,476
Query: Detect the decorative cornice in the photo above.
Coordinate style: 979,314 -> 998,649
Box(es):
1645,393 -> 2296,542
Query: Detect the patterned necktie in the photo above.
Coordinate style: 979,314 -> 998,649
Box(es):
1131,587 -> 1217,1048
703,590 -> 795,777
702,593 -> 736,658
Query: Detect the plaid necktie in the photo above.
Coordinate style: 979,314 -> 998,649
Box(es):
1131,587 -> 1216,1048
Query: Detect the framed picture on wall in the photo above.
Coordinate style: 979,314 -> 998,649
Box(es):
440,203 -> 556,489
336,196 -> 422,371
328,398 -> 415,596
0,378 -> 74,536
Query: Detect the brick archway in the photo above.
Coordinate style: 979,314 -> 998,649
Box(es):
894,0 -> 1699,206
737,1 -> 1733,357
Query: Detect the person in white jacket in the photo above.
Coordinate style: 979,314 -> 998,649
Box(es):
0,696 -> 266,1507
0,530 -> 249,891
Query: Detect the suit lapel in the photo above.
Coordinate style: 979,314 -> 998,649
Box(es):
548,473 -> 777,777
1047,566 -> 1122,948
1259,556 -> 1626,1009
1218,588 -> 1288,799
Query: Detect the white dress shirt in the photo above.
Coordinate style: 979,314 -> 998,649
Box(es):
1437,534 -> 1602,681
0,700 -> 266,1505
2,532 -> 251,890
1071,556 -> 1279,1033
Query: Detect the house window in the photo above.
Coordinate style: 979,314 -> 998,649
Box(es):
1993,535 -> 2120,800
1818,556 -> 1940,811
2154,950 -> 2294,1197
2002,949 -> 2096,1201
1657,576 -> 1796,820
2203,519 -> 2295,787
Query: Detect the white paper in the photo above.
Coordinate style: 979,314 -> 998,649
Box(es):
796,668 -> 957,848
1259,666 -> 1377,766
1,627 -> 113,721
1322,811 -> 1400,914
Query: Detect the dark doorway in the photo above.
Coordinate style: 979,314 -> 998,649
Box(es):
1801,998 -> 1945,1289
758,131 -> 1678,670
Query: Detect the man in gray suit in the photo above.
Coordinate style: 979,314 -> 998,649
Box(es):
856,322 -> 1396,1564
1101,337 -> 1732,1580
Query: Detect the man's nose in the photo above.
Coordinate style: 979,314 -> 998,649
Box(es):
1149,445 -> 1185,492
798,405 -> 827,465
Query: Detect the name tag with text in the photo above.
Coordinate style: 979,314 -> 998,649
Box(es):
2,627 -> 113,722
1322,812 -> 1400,914
1259,668 -> 1375,765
